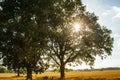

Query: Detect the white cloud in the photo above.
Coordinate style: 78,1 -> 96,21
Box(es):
116,38 -> 120,49
112,6 -> 120,19
114,34 -> 120,38
113,37 -> 120,56
102,6 -> 120,19
102,10 -> 111,16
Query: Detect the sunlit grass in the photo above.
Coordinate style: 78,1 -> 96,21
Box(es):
0,70 -> 120,80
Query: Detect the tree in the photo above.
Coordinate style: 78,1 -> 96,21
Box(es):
0,65 -> 6,73
47,0 -> 113,79
0,0 -> 114,80
0,0 -> 51,80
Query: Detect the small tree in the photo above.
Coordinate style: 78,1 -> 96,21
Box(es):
47,0 -> 113,79
0,65 -> 6,73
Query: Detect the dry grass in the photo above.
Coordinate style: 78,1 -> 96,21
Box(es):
0,70 -> 120,80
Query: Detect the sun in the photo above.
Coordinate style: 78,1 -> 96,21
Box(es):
73,23 -> 80,32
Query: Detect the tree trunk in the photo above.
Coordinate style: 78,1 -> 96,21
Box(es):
26,65 -> 32,80
17,68 -> 20,77
60,65 -> 65,80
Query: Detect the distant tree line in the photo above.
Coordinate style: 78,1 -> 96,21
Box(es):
74,67 -> 120,72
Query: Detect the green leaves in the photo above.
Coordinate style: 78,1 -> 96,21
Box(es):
0,0 -> 114,79
0,0 -> 50,77
47,0 -> 113,70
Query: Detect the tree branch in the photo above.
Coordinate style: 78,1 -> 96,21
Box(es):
48,53 -> 60,66
65,51 -> 80,64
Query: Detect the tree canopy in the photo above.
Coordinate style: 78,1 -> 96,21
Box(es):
46,0 -> 113,79
0,0 -> 50,79
0,0 -> 113,80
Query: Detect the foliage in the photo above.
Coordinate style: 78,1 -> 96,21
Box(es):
0,65 -> 6,73
0,0 -> 113,80
46,0 -> 114,79
0,0 -> 50,79
65,68 -> 73,72
0,65 -> 14,73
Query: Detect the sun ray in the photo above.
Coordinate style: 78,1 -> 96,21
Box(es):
73,23 -> 80,32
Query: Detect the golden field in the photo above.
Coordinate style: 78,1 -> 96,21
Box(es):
0,70 -> 120,80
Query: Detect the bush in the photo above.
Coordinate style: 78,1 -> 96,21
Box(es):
0,65 -> 6,73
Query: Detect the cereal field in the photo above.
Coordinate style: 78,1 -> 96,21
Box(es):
0,70 -> 120,80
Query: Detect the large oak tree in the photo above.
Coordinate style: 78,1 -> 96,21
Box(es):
47,0 -> 113,79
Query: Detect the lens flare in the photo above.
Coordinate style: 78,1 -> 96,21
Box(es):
73,23 -> 80,32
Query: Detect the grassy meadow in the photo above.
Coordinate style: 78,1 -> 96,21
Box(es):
0,70 -> 120,80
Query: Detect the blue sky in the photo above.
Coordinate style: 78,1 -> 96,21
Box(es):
74,0 -> 120,69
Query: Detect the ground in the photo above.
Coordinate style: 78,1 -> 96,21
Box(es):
0,70 -> 120,80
